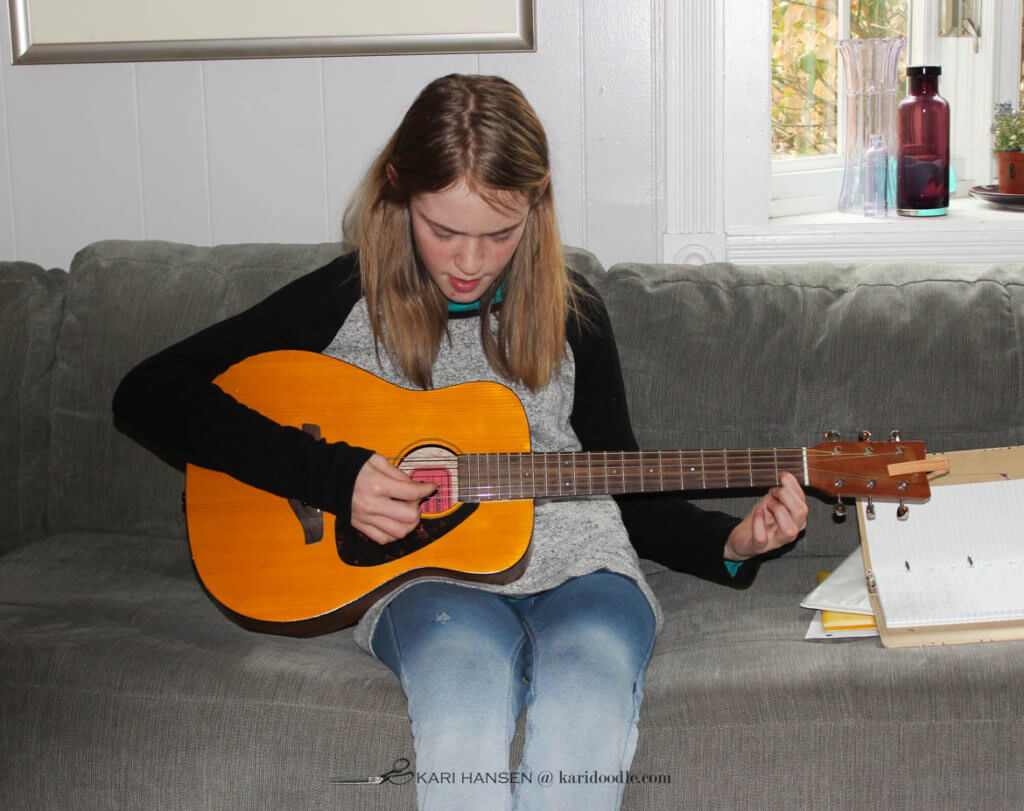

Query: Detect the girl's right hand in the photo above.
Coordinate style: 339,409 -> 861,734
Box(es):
351,454 -> 437,545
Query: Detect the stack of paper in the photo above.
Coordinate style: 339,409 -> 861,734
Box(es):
801,548 -> 878,639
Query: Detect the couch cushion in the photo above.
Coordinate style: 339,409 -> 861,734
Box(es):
4,531 -> 1023,808
0,263 -> 65,554
47,240 -> 605,539
48,241 -> 348,538
598,261 -> 1024,557
0,529 -> 417,809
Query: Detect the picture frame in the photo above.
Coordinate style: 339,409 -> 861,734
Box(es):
8,0 -> 535,64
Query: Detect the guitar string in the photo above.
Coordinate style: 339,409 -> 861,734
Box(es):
384,450 -> 922,499
385,449 -> 913,463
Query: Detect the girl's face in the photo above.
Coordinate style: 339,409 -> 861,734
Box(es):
408,179 -> 530,304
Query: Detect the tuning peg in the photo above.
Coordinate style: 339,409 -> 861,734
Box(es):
896,499 -> 909,520
890,429 -> 902,442
865,496 -> 875,520
859,430 -> 873,442
832,498 -> 847,521
825,430 -> 841,441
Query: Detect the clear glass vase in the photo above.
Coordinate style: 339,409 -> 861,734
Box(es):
835,38 -> 906,212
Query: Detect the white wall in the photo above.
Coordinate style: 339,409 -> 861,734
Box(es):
0,1 -> 663,271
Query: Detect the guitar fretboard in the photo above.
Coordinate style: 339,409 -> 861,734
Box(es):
456,448 -> 806,502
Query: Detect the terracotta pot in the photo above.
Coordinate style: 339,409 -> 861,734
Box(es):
997,150 -> 1024,194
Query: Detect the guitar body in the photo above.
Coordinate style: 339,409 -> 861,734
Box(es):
185,351 -> 534,636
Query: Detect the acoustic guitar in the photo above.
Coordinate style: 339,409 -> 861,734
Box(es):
185,350 -> 943,636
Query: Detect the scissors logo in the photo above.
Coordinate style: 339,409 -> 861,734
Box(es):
329,757 -> 413,785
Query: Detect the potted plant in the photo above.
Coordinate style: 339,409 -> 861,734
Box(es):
992,102 -> 1024,194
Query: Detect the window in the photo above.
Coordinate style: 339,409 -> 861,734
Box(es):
769,1 -> 1022,217
662,0 -> 1024,265
772,1 -> 908,160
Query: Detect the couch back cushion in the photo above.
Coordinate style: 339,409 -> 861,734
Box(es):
49,241 -> 347,538
48,240 -> 605,539
597,261 -> 1024,557
0,263 -> 65,554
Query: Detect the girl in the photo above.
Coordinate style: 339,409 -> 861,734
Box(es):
114,73 -> 807,810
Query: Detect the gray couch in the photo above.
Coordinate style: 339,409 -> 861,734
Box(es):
3,240 -> 1024,810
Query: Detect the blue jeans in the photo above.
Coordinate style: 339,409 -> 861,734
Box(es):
371,570 -> 657,810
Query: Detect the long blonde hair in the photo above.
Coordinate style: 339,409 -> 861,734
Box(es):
343,74 -> 579,392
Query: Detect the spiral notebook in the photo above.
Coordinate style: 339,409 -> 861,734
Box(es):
858,446 -> 1024,648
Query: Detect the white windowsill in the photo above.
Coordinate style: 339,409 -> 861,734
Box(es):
724,195 -> 1024,266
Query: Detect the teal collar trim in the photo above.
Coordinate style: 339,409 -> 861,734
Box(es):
447,299 -> 481,313
447,283 -> 504,313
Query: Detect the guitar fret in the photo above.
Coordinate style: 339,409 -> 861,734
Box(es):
748,448 -> 753,486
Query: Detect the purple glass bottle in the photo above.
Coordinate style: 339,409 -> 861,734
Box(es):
897,66 -> 950,216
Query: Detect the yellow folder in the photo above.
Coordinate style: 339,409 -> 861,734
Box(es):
815,571 -> 877,631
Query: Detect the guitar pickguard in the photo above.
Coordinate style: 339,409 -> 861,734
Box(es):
336,502 -> 479,566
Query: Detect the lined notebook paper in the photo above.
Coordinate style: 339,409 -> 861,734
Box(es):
865,478 -> 1024,628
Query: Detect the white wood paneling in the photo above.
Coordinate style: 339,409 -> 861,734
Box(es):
0,29 -> 15,259
582,0 -> 657,267
135,62 -> 212,245
203,58 -> 329,245
4,61 -> 146,269
0,1 -> 665,270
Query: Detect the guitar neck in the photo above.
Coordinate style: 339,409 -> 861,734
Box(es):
456,448 -> 807,502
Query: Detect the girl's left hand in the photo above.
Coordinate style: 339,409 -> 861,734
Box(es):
724,471 -> 808,561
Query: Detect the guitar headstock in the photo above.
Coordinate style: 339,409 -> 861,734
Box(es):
806,430 -> 946,521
